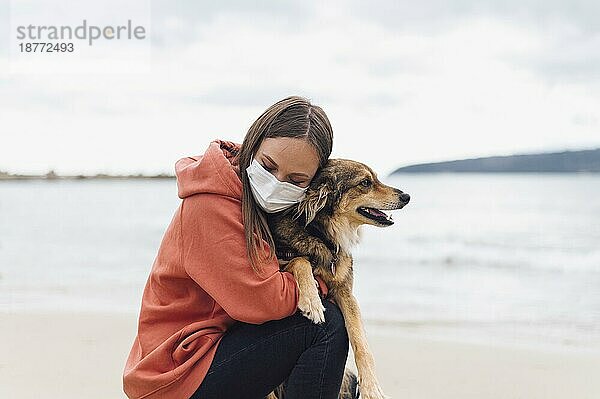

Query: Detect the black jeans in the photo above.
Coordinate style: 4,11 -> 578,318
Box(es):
190,298 -> 350,399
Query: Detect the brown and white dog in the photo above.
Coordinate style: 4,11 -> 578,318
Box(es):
266,158 -> 410,399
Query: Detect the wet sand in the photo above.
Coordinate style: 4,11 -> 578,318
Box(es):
1,311 -> 599,399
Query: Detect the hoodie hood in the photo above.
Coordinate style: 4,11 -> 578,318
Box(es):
175,139 -> 243,199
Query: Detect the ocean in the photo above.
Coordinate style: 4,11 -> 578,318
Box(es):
1,174 -> 599,351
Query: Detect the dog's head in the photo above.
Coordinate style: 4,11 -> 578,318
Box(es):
293,158 -> 410,227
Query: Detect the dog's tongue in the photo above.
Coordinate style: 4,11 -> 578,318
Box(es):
366,207 -> 387,217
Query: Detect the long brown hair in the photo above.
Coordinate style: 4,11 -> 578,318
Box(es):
236,95 -> 334,274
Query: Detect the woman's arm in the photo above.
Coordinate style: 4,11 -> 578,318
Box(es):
179,193 -> 300,324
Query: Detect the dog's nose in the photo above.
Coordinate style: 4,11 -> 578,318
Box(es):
400,192 -> 410,203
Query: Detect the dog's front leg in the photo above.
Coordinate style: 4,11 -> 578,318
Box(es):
333,288 -> 387,399
284,257 -> 325,324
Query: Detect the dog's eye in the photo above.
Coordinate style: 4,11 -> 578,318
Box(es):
360,179 -> 371,188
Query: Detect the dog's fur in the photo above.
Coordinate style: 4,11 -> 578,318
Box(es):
264,158 -> 410,399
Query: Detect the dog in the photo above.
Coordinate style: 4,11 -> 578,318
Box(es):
264,158 -> 410,399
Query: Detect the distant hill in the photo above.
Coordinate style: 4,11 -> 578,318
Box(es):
391,148 -> 600,174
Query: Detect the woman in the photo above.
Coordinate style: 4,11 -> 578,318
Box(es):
123,96 -> 356,399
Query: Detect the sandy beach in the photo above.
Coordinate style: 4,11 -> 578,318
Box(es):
1,311 -> 599,399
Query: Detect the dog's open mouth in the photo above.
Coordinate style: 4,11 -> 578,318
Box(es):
357,206 -> 394,225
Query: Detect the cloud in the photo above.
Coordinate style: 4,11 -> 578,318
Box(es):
346,0 -> 600,33
0,1 -> 8,57
345,0 -> 600,84
513,31 -> 600,84
150,0 -> 315,47
1,1 -> 599,175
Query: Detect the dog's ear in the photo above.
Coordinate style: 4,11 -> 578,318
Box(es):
293,182 -> 332,226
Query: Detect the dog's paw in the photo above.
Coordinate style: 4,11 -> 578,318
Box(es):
358,379 -> 388,399
298,287 -> 326,324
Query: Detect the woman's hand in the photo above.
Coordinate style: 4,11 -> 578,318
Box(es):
315,276 -> 337,305
314,275 -> 334,302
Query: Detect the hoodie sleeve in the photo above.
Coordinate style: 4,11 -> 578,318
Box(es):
180,193 -> 300,324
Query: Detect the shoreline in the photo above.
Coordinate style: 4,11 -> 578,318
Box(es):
4,305 -> 598,354
1,310 -> 599,399
0,175 -> 175,181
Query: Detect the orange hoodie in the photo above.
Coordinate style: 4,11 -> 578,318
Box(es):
122,139 -> 303,399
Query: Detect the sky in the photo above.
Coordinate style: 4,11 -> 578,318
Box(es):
1,0 -> 599,176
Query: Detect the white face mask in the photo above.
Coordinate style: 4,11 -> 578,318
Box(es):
246,155 -> 309,213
